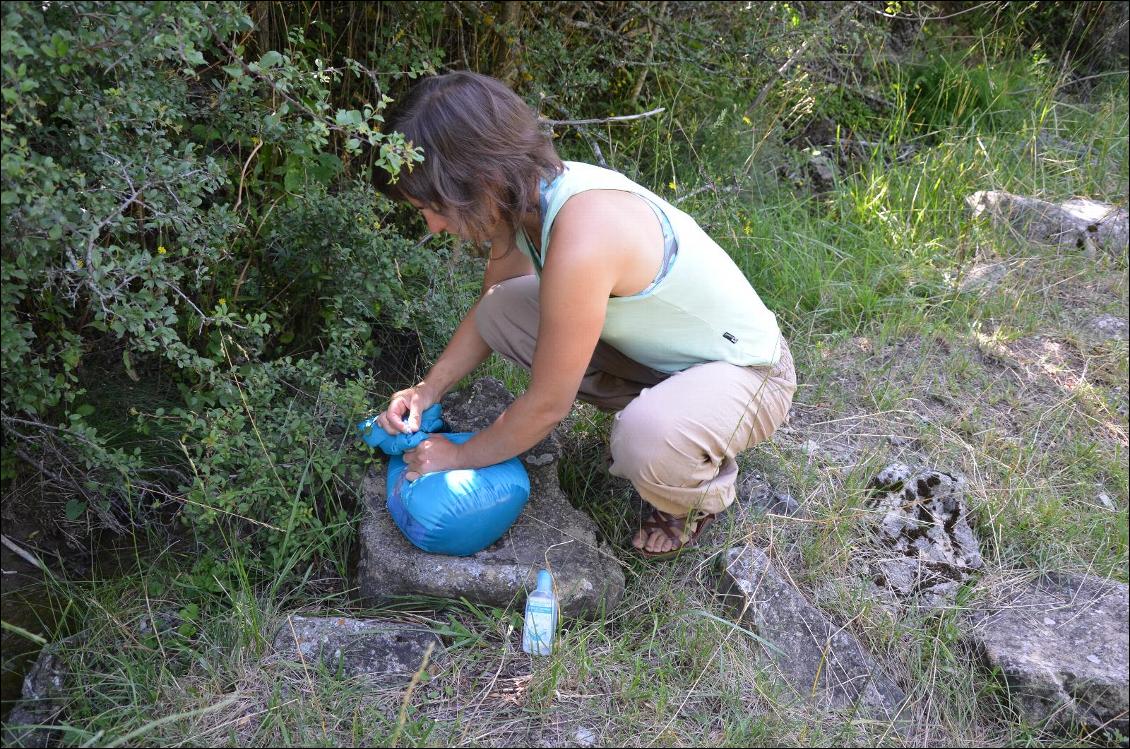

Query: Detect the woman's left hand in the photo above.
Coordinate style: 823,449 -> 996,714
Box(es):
403,435 -> 463,481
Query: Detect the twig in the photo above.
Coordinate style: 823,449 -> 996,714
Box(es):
673,182 -> 742,205
234,138 -> 265,212
629,2 -> 667,102
1,534 -> 49,573
540,107 -> 666,127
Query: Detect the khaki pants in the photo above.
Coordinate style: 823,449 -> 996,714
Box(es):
475,275 -> 797,517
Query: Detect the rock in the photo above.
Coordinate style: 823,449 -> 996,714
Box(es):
871,462 -> 912,491
957,261 -> 1008,293
2,643 -> 71,748
358,378 -> 625,619
736,472 -> 802,517
718,545 -> 909,722
965,190 -> 1129,254
864,466 -> 982,610
271,615 -> 442,683
863,465 -> 980,614
1087,314 -> 1129,341
964,572 -> 1129,736
573,726 -> 597,747
806,148 -> 836,192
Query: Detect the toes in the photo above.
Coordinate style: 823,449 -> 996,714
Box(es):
632,529 -> 648,550
647,530 -> 671,553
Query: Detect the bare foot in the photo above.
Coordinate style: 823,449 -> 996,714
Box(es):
631,510 -> 702,554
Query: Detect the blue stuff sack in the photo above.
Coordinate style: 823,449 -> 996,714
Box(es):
357,404 -> 530,557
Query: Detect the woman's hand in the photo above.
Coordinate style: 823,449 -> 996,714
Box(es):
375,384 -> 435,436
403,435 -> 462,481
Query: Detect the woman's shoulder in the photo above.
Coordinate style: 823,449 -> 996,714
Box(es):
553,189 -> 656,237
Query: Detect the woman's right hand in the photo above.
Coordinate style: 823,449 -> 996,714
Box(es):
375,384 -> 435,436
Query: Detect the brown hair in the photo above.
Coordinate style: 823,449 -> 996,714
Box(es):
374,71 -> 563,242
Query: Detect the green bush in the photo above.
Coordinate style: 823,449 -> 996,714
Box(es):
1,1 -> 429,568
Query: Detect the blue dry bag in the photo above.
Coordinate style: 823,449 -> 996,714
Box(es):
357,404 -> 530,556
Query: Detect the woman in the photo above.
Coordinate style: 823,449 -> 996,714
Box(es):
371,71 -> 796,559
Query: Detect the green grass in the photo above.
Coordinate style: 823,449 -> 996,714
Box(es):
4,37 -> 1128,749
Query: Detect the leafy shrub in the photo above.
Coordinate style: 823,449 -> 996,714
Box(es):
1,1 -> 430,569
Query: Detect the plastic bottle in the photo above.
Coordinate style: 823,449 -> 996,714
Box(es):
522,569 -> 558,655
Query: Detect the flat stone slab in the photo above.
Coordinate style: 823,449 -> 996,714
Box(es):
358,378 -> 625,619
966,190 -> 1129,254
964,572 -> 1129,736
270,615 -> 442,683
718,545 -> 909,722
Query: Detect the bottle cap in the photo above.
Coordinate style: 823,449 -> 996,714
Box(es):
536,569 -> 553,593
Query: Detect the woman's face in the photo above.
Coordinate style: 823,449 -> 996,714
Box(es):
408,198 -> 468,240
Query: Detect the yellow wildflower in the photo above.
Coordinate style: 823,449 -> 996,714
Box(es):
218,298 -> 227,306
742,115 -> 752,126
157,245 -> 167,255
668,180 -> 677,191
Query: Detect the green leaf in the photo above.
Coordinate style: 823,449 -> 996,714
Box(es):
259,50 -> 284,68
64,499 -> 86,521
334,109 -> 363,127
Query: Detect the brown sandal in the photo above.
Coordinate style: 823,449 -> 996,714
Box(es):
634,508 -> 717,560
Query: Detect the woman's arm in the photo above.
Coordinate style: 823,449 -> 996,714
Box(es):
380,229 -> 535,433
403,192 -> 652,477
439,199 -> 621,468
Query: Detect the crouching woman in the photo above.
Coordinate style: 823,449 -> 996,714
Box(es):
370,71 -> 796,559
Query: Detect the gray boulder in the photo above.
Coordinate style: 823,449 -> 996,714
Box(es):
270,615 -> 442,683
2,642 -> 71,748
718,545 -> 909,722
864,465 -> 983,610
965,190 -> 1129,254
965,572 -> 1129,736
357,378 -> 625,619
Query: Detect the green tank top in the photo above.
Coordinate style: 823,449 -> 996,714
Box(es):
515,161 -> 783,373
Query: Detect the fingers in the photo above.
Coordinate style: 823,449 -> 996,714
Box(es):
380,392 -> 411,435
375,410 -> 398,436
405,394 -> 419,433
404,445 -> 424,482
